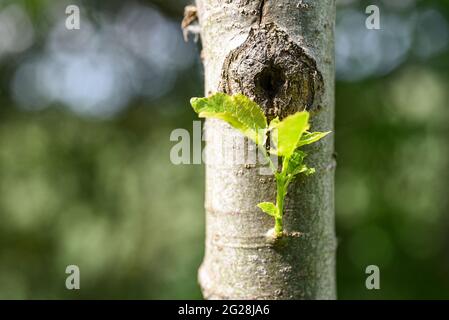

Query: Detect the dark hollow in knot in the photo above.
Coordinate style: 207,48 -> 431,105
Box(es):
255,63 -> 286,100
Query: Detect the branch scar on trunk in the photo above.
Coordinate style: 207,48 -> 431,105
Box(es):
219,23 -> 324,122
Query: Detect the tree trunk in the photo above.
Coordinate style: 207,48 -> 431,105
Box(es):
195,0 -> 336,299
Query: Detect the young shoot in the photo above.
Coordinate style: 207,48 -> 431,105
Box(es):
190,93 -> 330,238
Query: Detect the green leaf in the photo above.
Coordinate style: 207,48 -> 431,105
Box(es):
269,112 -> 309,158
190,93 -> 267,145
285,150 -> 305,175
268,116 -> 280,130
297,131 -> 331,148
257,202 -> 278,217
304,167 -> 316,175
285,150 -> 316,179
189,93 -> 330,237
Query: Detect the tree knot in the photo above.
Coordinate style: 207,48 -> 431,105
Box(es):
219,23 -> 323,121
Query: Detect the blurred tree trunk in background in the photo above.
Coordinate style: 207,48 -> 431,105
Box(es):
193,0 -> 336,299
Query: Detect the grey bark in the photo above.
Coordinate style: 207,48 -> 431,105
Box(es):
194,0 -> 336,299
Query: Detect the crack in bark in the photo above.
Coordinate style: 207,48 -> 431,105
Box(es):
258,0 -> 266,25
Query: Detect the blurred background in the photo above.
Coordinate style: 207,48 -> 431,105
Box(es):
0,0 -> 448,299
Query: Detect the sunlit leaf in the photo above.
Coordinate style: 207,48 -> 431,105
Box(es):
269,112 -> 309,157
297,131 -> 331,148
190,93 -> 267,145
257,202 -> 278,217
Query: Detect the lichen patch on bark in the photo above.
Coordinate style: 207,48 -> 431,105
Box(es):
219,22 -> 323,121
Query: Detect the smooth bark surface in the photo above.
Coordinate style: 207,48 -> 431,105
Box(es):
195,0 -> 336,299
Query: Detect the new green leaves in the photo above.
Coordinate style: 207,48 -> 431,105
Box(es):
257,202 -> 278,217
190,93 -> 267,145
286,150 -> 313,178
190,93 -> 330,237
269,112 -> 309,158
297,131 -> 331,148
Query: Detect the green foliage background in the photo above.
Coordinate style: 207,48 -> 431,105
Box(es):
0,0 -> 448,299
